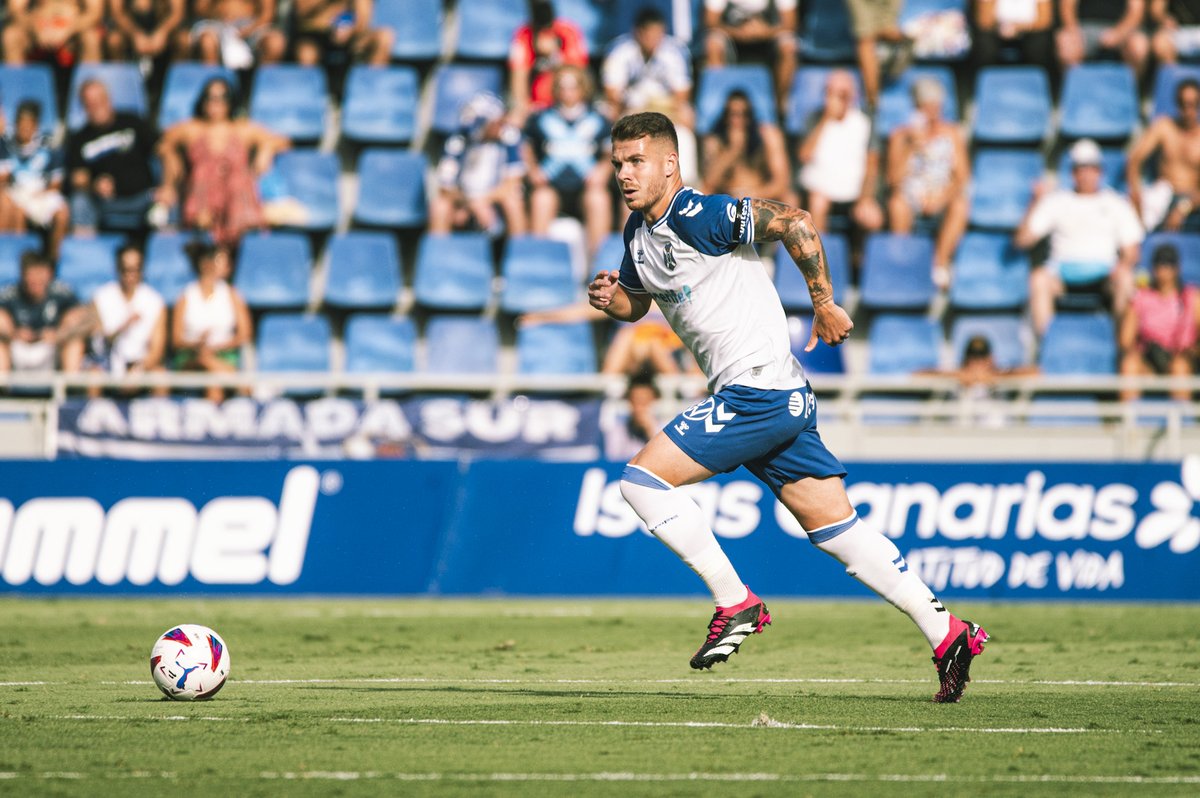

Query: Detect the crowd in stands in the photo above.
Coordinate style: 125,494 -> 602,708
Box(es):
0,0 -> 1197,413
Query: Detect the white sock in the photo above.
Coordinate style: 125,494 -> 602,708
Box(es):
810,514 -> 951,649
620,465 -> 748,607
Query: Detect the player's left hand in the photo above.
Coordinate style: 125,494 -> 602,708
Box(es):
808,303 -> 853,351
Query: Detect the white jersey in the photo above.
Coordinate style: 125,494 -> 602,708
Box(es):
618,186 -> 805,392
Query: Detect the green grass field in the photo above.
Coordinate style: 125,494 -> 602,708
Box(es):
1,598 -> 1198,797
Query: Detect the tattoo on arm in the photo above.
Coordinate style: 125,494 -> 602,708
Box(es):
750,198 -> 834,308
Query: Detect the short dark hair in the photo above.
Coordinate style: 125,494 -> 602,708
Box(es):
611,111 -> 679,151
116,244 -> 143,268
184,239 -> 225,274
1176,78 -> 1200,107
19,249 -> 51,273
16,100 -> 41,122
1152,243 -> 1181,267
634,7 -> 667,28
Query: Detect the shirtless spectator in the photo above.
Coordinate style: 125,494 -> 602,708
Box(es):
1150,0 -> 1200,65
2,0 -> 103,65
701,90 -> 795,205
703,0 -> 798,112
1057,0 -> 1150,80
183,0 -> 286,67
1127,78 -> 1200,233
0,250 -> 77,376
293,0 -> 394,70
105,0 -> 185,64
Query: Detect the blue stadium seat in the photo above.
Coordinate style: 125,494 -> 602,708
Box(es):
256,313 -> 331,373
340,66 -> 418,145
556,0 -> 603,53
57,235 -> 124,301
263,150 -> 339,231
143,232 -> 195,304
949,231 -> 1030,311
972,66 -> 1051,145
0,65 -> 57,135
352,149 -> 428,228
234,233 -> 312,310
0,233 -> 43,286
696,65 -> 777,135
867,315 -> 941,375
1139,232 -> 1200,287
774,232 -> 850,311
969,149 -> 1043,230
1055,146 -> 1126,191
249,65 -> 328,142
344,315 -> 416,373
455,0 -> 526,60
431,65 -> 504,136
787,315 -> 845,374
950,315 -> 1028,370
373,0 -> 442,61
157,64 -> 237,130
413,233 -> 493,310
1039,314 -> 1117,375
785,66 -> 863,135
516,321 -> 597,375
499,236 -> 577,313
322,232 -> 401,310
425,316 -> 499,374
799,0 -> 857,62
859,233 -> 936,311
67,63 -> 146,129
1060,63 -> 1138,141
876,66 -> 958,137
1151,64 -> 1200,119
592,232 -> 626,271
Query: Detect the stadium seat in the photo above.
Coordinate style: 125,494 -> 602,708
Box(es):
454,0 -> 526,61
516,321 -> 597,375
600,0 -> 679,44
1060,63 -> 1138,141
774,232 -> 850,311
344,315 -> 416,373
431,64 -> 505,136
352,149 -> 428,228
234,233 -> 313,310
787,315 -> 845,374
158,64 -> 237,130
1055,146 -> 1126,191
1039,314 -> 1117,375
950,315 -> 1029,370
67,63 -> 145,130
249,65 -> 328,143
785,66 -> 863,136
875,66 -> 958,137
969,149 -> 1043,230
256,313 -> 331,375
263,150 -> 340,231
499,236 -> 578,313
859,233 -> 936,311
1139,232 -> 1200,287
867,315 -> 941,375
696,65 -> 777,135
322,232 -> 401,311
972,66 -> 1052,145
0,65 -> 57,135
592,232 -> 626,271
1151,63 -> 1200,119
340,66 -> 418,145
57,235 -> 124,301
413,233 -> 494,310
0,233 -> 43,286
556,0 -> 603,53
949,231 -> 1030,311
425,316 -> 499,374
373,0 -> 442,61
143,232 -> 196,304
799,0 -> 857,62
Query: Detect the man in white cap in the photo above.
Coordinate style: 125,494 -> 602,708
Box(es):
1015,137 -> 1143,336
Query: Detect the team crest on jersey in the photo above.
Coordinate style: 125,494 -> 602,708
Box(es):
664,241 -> 676,272
635,247 -> 645,265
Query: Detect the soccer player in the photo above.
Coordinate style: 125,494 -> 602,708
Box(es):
589,112 -> 988,703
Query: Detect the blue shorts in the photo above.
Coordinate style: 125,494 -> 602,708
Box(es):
664,382 -> 846,496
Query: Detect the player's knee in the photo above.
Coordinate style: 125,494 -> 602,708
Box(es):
619,464 -> 673,509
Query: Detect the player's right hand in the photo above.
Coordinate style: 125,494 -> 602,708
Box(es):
587,270 -> 620,311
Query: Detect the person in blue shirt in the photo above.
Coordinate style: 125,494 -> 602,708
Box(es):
0,101 -> 68,259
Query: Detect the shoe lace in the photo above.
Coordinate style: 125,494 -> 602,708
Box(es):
705,610 -> 734,643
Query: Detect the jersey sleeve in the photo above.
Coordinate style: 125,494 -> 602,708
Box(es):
617,213 -> 646,293
668,193 -> 754,256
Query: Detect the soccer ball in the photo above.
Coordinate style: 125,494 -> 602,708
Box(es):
150,624 -> 231,701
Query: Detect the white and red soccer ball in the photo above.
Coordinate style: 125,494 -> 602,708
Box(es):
150,624 -> 231,701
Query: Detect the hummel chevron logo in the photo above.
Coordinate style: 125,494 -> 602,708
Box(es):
679,199 -> 703,217
704,402 -> 736,433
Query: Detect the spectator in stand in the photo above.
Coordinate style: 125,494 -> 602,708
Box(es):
797,70 -> 882,233
66,79 -> 160,235
158,77 -> 289,247
0,101 -> 69,260
1151,0 -> 1200,64
603,364 -> 664,461
293,0 -> 395,70
0,250 -> 77,375
429,91 -> 528,239
525,66 -> 613,254
2,0 -> 103,65
172,240 -> 251,404
1119,243 -> 1199,401
508,0 -> 589,124
702,0 -> 798,113
884,78 -> 970,289
105,0 -> 185,67
58,244 -> 168,397
1127,78 -> 1200,233
1015,138 -> 1143,336
702,89 -> 795,205
1057,0 -> 1149,80
846,0 -> 908,108
184,0 -> 287,67
971,0 -> 1055,76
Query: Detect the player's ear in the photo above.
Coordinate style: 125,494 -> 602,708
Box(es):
664,150 -> 678,178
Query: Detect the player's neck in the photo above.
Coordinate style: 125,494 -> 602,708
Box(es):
643,180 -> 684,226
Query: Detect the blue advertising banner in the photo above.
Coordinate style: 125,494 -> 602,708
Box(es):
1,457 -> 1197,599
